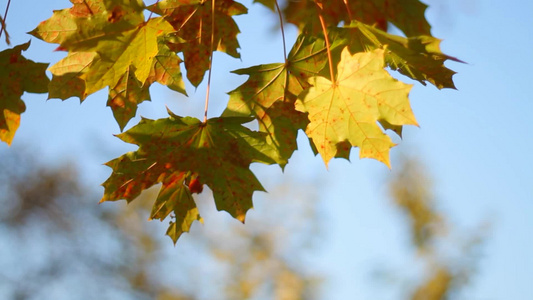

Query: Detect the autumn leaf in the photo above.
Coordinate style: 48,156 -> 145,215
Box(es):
80,17 -> 175,96
283,0 -> 346,34
107,66 -> 151,131
223,34 -> 331,167
345,0 -> 431,37
339,21 -> 462,89
32,1 -> 182,130
0,42 -> 49,145
47,52 -> 95,101
102,112 -> 276,241
150,0 -> 247,86
283,0 -> 430,36
252,0 -> 275,11
146,43 -> 187,95
29,0 -> 145,50
296,48 -> 416,167
100,150 -> 202,243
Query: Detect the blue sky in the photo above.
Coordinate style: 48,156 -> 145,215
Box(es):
2,0 -> 532,299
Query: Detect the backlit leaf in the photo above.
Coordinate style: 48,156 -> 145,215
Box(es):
296,48 -> 416,167
37,2 -> 178,129
102,112 -> 276,241
283,0 -> 430,36
223,34 -> 329,167
151,0 -> 247,86
340,21 -> 462,89
107,66 -> 151,131
0,42 -> 49,145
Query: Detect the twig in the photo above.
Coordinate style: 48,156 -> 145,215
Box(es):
342,0 -> 353,21
274,0 -> 287,63
147,0 -> 161,21
203,0 -> 216,123
315,1 -> 335,85
0,0 -> 12,45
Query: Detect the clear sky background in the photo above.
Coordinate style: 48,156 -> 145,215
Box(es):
1,0 -> 532,299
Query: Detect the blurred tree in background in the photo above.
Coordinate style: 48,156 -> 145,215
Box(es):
0,148 -> 321,300
388,155 -> 488,300
0,149 -> 488,299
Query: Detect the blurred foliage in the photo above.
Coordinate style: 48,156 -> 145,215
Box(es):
0,148 -> 489,300
389,155 -> 489,300
0,149 -> 321,300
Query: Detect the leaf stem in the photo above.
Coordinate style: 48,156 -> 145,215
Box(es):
274,0 -> 287,63
147,0 -> 160,21
83,0 -> 94,16
342,0 -> 353,21
0,0 -> 12,45
203,0 -> 216,123
315,1 -> 335,85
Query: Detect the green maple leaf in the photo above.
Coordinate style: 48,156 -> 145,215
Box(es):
340,21 -> 461,89
146,43 -> 187,95
223,34 -> 333,167
150,0 -> 247,86
0,42 -> 49,145
107,66 -> 151,130
102,112 -> 276,242
80,17 -> 175,96
29,0 -> 145,50
101,151 -> 202,243
296,47 -> 417,167
47,52 -> 95,101
33,0 -> 183,130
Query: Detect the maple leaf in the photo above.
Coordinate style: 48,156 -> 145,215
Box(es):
107,66 -> 151,131
79,17 -> 175,96
150,0 -> 247,86
29,0 -> 145,50
102,112 -> 276,242
146,43 -> 187,95
339,21 -> 462,89
223,34 -> 333,167
283,0 -> 346,34
345,0 -> 431,37
35,0 -> 181,130
0,42 -> 49,145
296,48 -> 417,167
47,52 -> 95,101
283,0 -> 430,37
101,151 -> 202,243
252,0 -> 275,11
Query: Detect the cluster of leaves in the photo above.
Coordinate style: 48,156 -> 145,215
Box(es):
0,0 -> 459,243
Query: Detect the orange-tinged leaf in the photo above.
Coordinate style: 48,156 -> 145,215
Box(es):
30,0 -> 145,51
107,66 -> 151,131
102,113 -> 277,242
0,42 -> 49,145
296,48 -> 415,167
346,0 -> 431,37
100,151 -> 201,244
33,1 -> 180,130
283,0 -> 346,34
43,15 -> 176,129
146,43 -> 187,95
151,0 -> 247,86
48,52 -> 96,101
283,0 -> 430,37
152,172 -> 203,244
